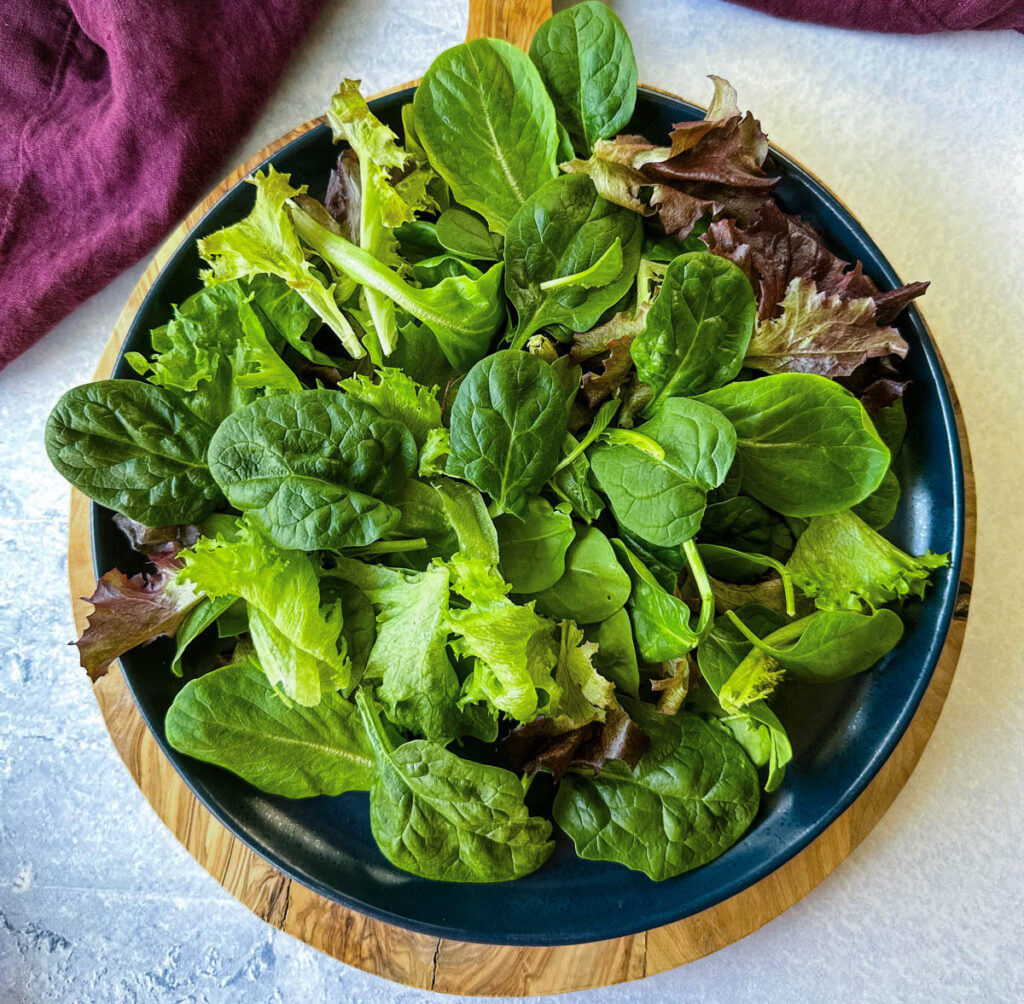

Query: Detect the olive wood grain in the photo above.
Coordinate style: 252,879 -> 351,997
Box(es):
66,0 -> 976,994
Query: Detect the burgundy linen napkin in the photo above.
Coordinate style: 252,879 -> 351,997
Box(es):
727,0 -> 1024,33
0,0 -> 325,370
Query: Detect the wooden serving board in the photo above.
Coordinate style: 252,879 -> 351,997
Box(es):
66,0 -> 976,994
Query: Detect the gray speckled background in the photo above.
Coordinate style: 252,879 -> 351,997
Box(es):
2,2 -> 1022,1001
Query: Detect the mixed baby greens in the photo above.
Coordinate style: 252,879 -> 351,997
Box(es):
46,2 -> 946,884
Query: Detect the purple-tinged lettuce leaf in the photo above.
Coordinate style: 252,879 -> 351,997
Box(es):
501,704 -> 648,780
113,513 -> 200,556
745,277 -> 909,377
74,553 -> 199,681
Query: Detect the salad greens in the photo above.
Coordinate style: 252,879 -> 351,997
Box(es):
48,3 -> 944,887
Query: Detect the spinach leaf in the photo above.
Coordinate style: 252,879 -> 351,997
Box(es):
356,691 -> 554,882
727,606 -> 905,684
180,521 -> 348,706
290,205 -> 505,373
208,389 -> 417,551
700,494 -> 772,553
787,509 -> 948,611
394,479 -> 455,553
414,39 -> 559,235
551,432 -> 605,522
495,497 -> 575,594
586,607 -> 640,696
590,397 -> 736,546
533,525 -> 630,623
631,252 -> 756,412
433,480 -> 499,564
612,540 -> 701,662
166,661 -> 374,797
852,468 -> 900,529
554,704 -> 759,880
435,206 -> 502,261
694,373 -> 890,517
504,174 -> 642,346
244,273 -> 322,361
529,0 -> 637,155
45,380 -> 222,526
447,350 -> 567,516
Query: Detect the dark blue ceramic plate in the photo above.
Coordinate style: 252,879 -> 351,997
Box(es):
92,86 -> 964,946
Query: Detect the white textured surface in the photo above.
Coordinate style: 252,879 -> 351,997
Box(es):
1,1 -> 1022,1001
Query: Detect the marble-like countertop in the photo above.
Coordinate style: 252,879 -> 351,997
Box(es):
2,2 -> 1022,1001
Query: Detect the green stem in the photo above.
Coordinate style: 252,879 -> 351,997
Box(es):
602,427 -> 665,459
682,538 -> 715,640
726,610 -> 815,656
553,400 -> 620,473
350,538 -> 427,555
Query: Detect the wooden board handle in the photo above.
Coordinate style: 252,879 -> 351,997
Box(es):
466,0 -> 552,49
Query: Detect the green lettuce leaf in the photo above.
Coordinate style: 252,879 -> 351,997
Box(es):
198,168 -> 364,358
338,366 -> 441,448
549,620 -> 616,732
788,510 -> 948,612
125,281 -> 300,426
446,554 -> 560,722
179,521 -> 349,706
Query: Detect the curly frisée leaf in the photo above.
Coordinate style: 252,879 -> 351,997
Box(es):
179,521 -> 349,706
356,690 -> 554,882
787,510 -> 949,612
198,168 -> 364,358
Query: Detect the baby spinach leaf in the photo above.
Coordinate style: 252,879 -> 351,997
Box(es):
208,389 -> 417,552
728,606 -> 905,684
179,521 -> 348,706
590,397 -> 736,546
852,468 -> 901,529
699,495 -> 773,555
631,252 -> 756,412
414,39 -> 559,235
447,350 -> 567,517
787,509 -> 948,611
338,366 -> 441,448
166,661 -> 374,797
533,525 -> 631,624
586,607 -> 640,696
504,174 -> 642,345
393,480 -> 455,553
448,555 -> 559,722
290,205 -> 505,373
551,432 -> 605,522
435,206 -> 502,261
694,373 -> 890,517
433,480 -> 499,564
495,497 -> 575,594
45,380 -> 222,526
529,0 -> 637,155
554,704 -> 759,880
612,540 -> 701,662
356,691 -> 554,882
